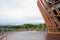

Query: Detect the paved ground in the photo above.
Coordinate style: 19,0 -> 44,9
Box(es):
2,31 -> 47,40
46,34 -> 60,40
2,31 -> 60,40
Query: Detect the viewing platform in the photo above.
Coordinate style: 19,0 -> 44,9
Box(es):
0,31 -> 60,40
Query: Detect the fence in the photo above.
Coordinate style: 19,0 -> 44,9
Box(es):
0,28 -> 48,40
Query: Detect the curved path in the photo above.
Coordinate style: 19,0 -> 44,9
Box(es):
2,31 -> 47,40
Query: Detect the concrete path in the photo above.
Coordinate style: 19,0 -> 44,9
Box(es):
2,31 -> 47,40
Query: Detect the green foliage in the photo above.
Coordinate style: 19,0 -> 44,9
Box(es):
0,24 -> 47,31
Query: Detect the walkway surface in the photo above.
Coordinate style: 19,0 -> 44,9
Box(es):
2,31 -> 47,40
2,31 -> 60,40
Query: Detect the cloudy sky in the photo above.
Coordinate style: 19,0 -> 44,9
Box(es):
0,0 -> 45,25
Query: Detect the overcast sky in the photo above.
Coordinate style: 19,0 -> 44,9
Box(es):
0,0 -> 45,25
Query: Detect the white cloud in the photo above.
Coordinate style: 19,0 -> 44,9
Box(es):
0,0 -> 45,25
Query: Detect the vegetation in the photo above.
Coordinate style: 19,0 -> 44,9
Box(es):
0,24 -> 47,35
0,24 -> 47,31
